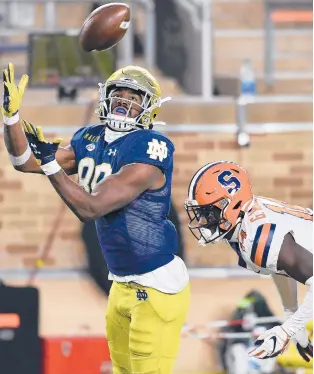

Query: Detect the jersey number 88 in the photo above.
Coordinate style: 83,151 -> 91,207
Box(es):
78,158 -> 112,193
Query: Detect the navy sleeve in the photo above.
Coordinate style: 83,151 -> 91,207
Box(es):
70,126 -> 90,168
70,127 -> 87,153
118,131 -> 174,172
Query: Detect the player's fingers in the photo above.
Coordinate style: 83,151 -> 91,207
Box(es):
296,346 -> 310,362
25,121 -> 37,137
306,343 -> 313,357
18,74 -> 29,94
21,120 -> 30,134
301,352 -> 310,362
36,126 -> 45,142
248,344 -> 268,358
3,69 -> 9,84
24,120 -> 36,135
27,122 -> 37,135
53,137 -> 63,146
8,63 -> 14,84
21,119 -> 27,131
297,343 -> 313,361
250,349 -> 268,359
22,120 -> 32,134
3,81 -> 10,98
252,338 -> 264,347
248,346 -> 257,356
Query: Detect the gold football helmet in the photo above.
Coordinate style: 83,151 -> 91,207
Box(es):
97,66 -> 170,132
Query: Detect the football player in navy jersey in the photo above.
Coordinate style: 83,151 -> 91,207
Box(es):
2,63 -> 190,374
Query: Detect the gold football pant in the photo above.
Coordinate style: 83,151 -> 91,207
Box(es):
106,280 -> 190,374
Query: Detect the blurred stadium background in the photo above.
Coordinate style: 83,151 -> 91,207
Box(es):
0,0 -> 312,373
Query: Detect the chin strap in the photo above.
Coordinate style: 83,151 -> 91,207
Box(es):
152,121 -> 167,127
161,96 -> 172,105
149,96 -> 172,127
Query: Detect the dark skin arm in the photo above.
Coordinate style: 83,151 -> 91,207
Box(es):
276,233 -> 313,363
47,163 -> 164,222
4,121 -> 77,174
278,233 -> 313,284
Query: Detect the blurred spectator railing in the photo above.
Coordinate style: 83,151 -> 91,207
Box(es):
236,93 -> 313,146
264,0 -> 313,86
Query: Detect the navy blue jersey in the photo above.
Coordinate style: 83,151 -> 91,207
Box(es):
71,125 -> 178,275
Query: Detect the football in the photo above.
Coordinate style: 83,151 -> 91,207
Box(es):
79,2 -> 130,52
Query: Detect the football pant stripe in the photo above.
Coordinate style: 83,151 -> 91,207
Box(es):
251,223 -> 276,267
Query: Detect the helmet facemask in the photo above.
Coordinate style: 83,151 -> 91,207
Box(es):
97,80 -> 168,132
186,161 -> 253,246
185,198 -> 233,245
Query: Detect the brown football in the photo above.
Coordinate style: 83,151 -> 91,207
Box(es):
79,3 -> 130,52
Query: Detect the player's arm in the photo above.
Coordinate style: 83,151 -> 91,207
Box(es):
22,120 -> 163,220
278,233 -> 313,285
277,234 -> 313,335
47,162 -> 163,221
23,124 -> 169,221
249,232 -> 313,360
2,63 -> 77,174
4,122 -> 76,174
271,273 -> 298,317
272,271 -> 313,362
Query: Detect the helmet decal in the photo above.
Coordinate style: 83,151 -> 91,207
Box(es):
217,170 -> 241,195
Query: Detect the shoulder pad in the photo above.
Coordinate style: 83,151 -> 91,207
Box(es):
118,130 -> 174,171
250,223 -> 277,268
71,124 -> 104,147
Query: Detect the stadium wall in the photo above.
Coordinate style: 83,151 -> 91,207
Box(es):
0,130 -> 312,270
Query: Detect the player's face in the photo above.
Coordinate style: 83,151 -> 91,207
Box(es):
191,205 -> 221,231
111,88 -> 142,118
185,203 -> 222,245
197,206 -> 221,229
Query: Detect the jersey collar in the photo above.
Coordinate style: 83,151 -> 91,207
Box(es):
104,126 -> 137,144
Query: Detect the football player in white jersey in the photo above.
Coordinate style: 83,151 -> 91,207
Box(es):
185,161 -> 313,362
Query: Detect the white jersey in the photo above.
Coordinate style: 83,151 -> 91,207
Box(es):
229,196 -> 313,276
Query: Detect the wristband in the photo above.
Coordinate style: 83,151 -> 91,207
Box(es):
3,112 -> 19,126
40,160 -> 62,176
9,144 -> 32,166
